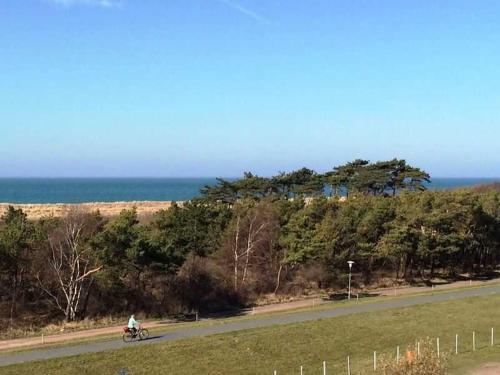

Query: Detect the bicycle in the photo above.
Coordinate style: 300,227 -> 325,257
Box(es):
122,324 -> 150,343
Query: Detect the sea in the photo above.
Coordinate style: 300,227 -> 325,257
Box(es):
0,178 -> 498,204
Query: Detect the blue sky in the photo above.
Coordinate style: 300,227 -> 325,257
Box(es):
1,0 -> 500,177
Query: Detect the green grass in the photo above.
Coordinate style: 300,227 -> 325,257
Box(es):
3,293 -> 500,374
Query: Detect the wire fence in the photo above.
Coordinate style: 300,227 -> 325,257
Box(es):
271,327 -> 497,374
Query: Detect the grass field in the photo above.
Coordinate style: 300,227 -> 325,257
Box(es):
3,294 -> 500,374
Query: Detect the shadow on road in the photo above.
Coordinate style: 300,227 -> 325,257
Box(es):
326,292 -> 380,301
142,335 -> 162,341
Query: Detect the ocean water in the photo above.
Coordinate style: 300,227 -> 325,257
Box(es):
0,178 -> 218,204
0,177 -> 498,204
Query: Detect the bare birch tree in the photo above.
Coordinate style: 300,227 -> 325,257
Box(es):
37,209 -> 102,322
226,202 -> 279,292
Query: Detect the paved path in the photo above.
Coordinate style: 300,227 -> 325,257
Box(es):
1,285 -> 500,367
472,363 -> 500,375
0,298 -> 329,352
3,278 -> 497,352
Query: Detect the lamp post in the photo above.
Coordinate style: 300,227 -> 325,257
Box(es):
347,261 -> 354,300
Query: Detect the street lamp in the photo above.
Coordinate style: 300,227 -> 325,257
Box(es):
347,261 -> 354,300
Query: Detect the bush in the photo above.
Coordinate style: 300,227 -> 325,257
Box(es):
379,339 -> 447,375
176,254 -> 244,313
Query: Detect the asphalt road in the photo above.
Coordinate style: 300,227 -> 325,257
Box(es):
2,285 -> 500,367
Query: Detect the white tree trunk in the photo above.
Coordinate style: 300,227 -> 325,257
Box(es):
38,212 -> 102,322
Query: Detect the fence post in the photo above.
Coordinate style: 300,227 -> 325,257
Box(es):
473,331 -> 476,351
455,334 -> 458,354
437,337 -> 440,358
273,371 -> 277,375
373,351 -> 377,371
323,361 -> 327,375
42,334 -> 44,345
347,356 -> 351,375
492,328 -> 495,347
396,346 -> 400,363
417,341 -> 420,357
300,365 -> 303,375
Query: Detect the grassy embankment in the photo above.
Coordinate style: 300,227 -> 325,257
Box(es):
3,292 -> 500,374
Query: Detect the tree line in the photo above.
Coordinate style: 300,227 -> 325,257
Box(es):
1,160 -> 499,329
201,158 -> 430,202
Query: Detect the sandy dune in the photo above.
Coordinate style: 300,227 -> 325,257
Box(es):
0,201 -> 176,219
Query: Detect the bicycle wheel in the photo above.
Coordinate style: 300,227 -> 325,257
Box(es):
123,333 -> 136,343
139,329 -> 150,340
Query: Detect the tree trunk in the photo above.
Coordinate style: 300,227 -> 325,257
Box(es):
80,278 -> 94,320
273,264 -> 284,294
9,272 -> 18,328
233,216 -> 240,291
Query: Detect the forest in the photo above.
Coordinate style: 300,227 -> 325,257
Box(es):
1,159 -> 499,330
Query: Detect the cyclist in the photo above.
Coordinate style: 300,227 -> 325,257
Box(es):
128,314 -> 140,335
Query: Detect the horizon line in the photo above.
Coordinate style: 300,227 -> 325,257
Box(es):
0,176 -> 500,180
